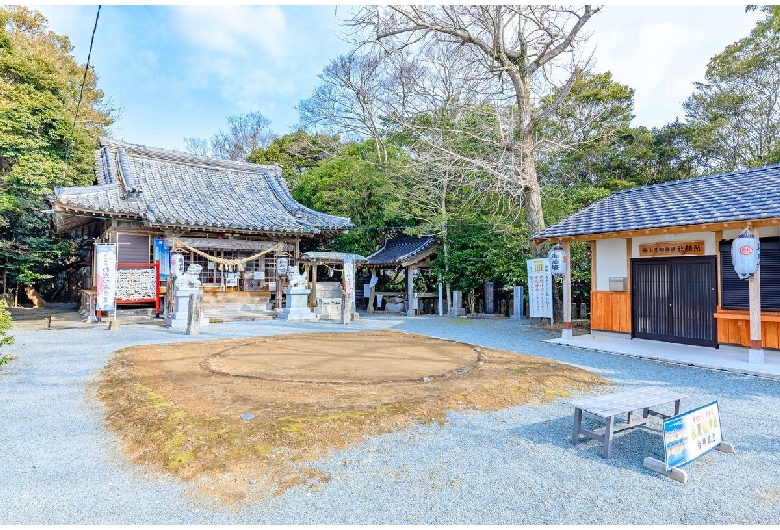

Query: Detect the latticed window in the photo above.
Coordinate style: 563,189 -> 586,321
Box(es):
720,237 -> 780,311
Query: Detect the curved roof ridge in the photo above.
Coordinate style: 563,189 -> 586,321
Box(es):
99,137 -> 280,174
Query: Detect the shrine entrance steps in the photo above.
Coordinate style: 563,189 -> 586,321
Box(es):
200,290 -> 277,322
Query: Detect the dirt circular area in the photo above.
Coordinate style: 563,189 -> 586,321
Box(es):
201,332 -> 482,383
97,329 -> 607,504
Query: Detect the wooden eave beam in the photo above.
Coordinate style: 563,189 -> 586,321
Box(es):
533,217 -> 780,244
399,246 -> 437,268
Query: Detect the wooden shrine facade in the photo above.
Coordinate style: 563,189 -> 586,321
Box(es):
532,163 -> 780,363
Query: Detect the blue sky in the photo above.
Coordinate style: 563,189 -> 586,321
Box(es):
30,4 -> 763,152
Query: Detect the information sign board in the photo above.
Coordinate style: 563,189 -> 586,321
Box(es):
95,244 -> 117,311
526,258 -> 552,318
663,401 -> 722,471
343,255 -> 355,311
153,239 -> 171,279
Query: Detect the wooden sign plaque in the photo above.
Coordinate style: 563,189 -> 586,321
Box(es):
639,241 -> 705,257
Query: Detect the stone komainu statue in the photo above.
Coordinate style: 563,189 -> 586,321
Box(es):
174,263 -> 203,289
286,265 -> 307,288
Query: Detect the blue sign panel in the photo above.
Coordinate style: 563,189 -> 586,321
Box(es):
663,401 -> 722,471
153,239 -> 171,280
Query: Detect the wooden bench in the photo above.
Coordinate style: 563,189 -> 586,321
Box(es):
570,386 -> 687,459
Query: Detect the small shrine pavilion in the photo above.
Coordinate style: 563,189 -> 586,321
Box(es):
365,235 -> 438,316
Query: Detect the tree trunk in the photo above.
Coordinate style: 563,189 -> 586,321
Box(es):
24,286 -> 50,309
67,268 -> 80,301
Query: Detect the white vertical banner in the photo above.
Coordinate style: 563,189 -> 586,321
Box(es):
527,258 -> 552,319
343,255 -> 355,311
95,244 -> 118,311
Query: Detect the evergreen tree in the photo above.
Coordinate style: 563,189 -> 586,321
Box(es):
0,6 -> 113,303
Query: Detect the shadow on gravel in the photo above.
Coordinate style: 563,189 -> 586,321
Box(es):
508,415 -> 668,470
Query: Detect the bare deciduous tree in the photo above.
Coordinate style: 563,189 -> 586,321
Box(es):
347,5 -> 599,237
184,111 -> 276,161
297,52 -> 389,162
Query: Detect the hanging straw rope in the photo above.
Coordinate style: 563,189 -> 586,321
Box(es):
167,236 -> 286,272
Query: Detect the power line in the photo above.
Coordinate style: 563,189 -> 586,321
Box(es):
62,5 -> 102,184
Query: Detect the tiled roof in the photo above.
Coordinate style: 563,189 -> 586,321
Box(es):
49,138 -> 353,235
300,251 -> 367,264
532,164 -> 780,241
366,236 -> 437,267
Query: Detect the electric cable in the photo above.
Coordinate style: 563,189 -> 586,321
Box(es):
62,5 -> 102,184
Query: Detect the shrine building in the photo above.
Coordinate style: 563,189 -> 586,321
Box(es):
531,163 -> 780,364
47,138 -> 352,317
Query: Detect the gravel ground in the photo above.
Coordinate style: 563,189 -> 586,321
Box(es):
1,315 -> 778,524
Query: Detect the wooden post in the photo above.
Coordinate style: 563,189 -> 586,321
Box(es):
749,267 -> 764,363
367,268 -> 377,314
626,237 -> 632,334
309,263 -> 318,307
562,241 -> 572,339
406,265 -> 415,316
590,241 -> 597,293
715,230 -> 723,309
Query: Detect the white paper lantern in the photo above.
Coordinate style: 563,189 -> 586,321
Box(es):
549,245 -> 568,278
169,253 -> 184,278
276,257 -> 288,276
732,231 -> 760,280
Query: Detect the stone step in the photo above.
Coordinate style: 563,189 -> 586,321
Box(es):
220,303 -> 272,312
203,310 -> 277,322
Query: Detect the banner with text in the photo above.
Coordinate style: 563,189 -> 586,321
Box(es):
343,255 -> 355,311
527,258 -> 552,319
663,401 -> 722,471
153,239 -> 171,279
95,244 -> 117,311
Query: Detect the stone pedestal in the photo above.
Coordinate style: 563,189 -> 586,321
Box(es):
165,289 -> 209,329
279,287 -> 317,321
186,292 -> 203,336
511,286 -> 526,319
749,348 -> 765,364
450,290 -> 466,317
406,294 -> 418,317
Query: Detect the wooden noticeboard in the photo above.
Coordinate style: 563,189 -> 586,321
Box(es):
639,241 -> 705,257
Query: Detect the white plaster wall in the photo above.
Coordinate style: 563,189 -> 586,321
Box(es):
632,231 -> 717,257
595,238 -> 627,291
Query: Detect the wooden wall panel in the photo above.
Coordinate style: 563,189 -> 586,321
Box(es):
763,321 -> 780,350
715,309 -> 780,349
591,291 -> 631,333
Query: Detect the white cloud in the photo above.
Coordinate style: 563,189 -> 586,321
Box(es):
171,5 -> 287,63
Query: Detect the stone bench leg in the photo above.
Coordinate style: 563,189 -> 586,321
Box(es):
603,415 -> 615,459
571,407 -> 583,445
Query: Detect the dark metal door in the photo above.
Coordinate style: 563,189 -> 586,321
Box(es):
631,256 -> 718,347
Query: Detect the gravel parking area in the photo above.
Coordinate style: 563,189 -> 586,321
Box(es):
1,315 -> 778,524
